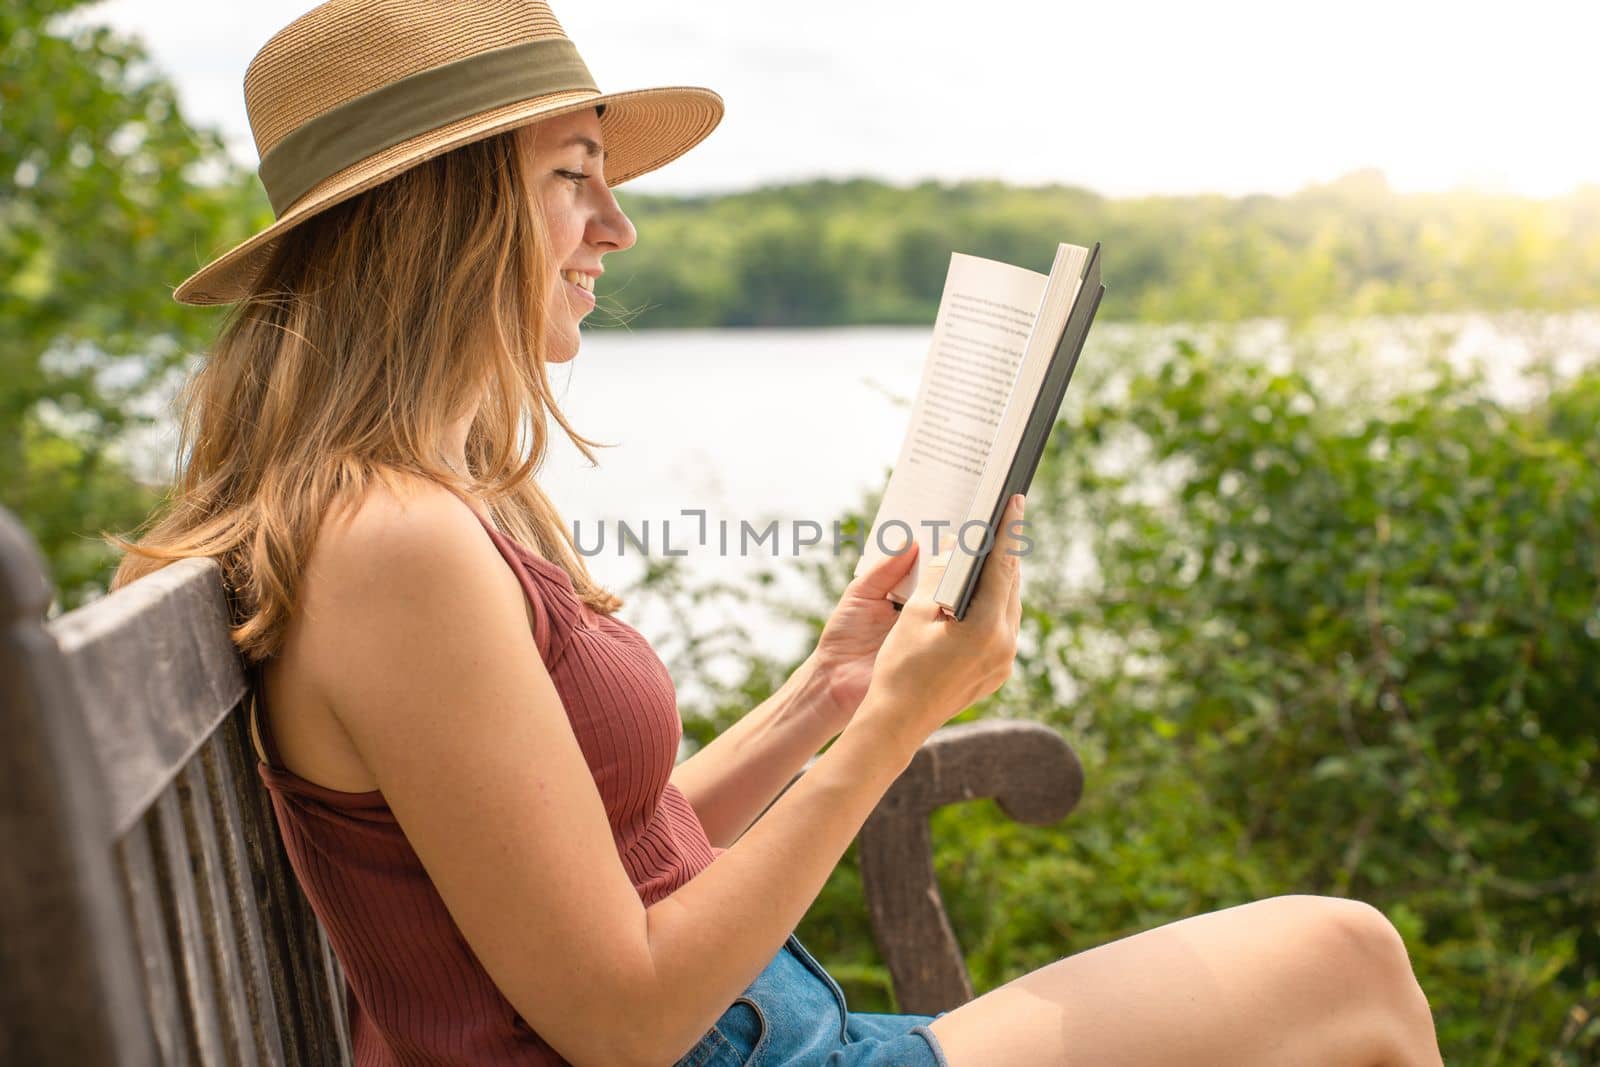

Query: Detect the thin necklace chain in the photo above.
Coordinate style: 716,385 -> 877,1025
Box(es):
438,451 -> 503,535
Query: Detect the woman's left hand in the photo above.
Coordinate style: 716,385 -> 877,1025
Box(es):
804,545 -> 921,735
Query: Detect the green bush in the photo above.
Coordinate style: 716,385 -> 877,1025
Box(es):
679,333 -> 1600,1064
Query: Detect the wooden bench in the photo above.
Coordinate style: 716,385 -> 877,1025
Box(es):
0,505 -> 1084,1065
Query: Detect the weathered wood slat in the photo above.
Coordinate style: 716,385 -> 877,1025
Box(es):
177,755 -> 264,1067
319,927 -> 357,1063
281,865 -> 353,1062
199,731 -> 291,1065
858,719 -> 1085,1014
48,557 -> 248,839
153,788 -> 231,1066
0,509 -> 157,1066
219,709 -> 340,1066
118,820 -> 195,1067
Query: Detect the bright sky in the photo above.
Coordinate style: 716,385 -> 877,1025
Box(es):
86,0 -> 1598,198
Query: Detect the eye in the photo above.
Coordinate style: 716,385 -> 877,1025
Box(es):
556,168 -> 590,186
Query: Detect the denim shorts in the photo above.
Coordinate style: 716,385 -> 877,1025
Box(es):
673,934 -> 951,1067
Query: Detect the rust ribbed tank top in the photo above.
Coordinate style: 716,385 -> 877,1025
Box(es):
251,507 -> 726,1065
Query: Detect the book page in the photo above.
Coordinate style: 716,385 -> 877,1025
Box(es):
854,253 -> 1047,602
936,243 -> 1089,611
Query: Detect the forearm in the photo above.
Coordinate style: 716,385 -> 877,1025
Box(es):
636,698 -> 919,1065
670,654 -> 838,848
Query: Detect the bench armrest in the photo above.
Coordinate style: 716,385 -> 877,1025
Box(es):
857,719 -> 1084,1014
772,719 -> 1085,1014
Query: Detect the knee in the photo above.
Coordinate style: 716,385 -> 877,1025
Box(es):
1279,895 -> 1438,1059
1306,897 -> 1409,971
1273,895 -> 1411,984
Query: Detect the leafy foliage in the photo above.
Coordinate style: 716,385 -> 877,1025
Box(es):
0,0 -> 266,607
1036,339 -> 1598,1064
608,172 -> 1600,328
669,333 -> 1600,1065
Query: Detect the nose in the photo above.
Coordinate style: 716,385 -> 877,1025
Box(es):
590,184 -> 637,253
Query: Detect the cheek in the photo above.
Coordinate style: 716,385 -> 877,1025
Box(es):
553,219 -> 584,255
538,197 -> 583,253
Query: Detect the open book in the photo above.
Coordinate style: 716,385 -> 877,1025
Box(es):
853,242 -> 1104,620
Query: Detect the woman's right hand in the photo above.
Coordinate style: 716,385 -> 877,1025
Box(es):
854,492 -> 1026,748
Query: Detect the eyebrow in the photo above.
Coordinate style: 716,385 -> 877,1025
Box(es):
558,134 -> 607,162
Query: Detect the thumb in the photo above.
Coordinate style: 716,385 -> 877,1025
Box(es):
853,538 -> 919,598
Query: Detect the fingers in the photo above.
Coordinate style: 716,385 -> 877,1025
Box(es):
970,494 -> 1026,622
1007,547 -> 1023,634
853,537 -> 919,598
1007,497 -> 1025,633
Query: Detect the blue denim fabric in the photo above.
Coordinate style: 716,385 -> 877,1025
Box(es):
674,934 -> 951,1067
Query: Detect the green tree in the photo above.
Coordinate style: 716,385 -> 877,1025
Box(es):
0,0 -> 265,607
607,176 -> 1600,328
723,211 -> 847,327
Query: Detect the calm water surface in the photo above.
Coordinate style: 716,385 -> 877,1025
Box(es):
125,313 -> 1600,704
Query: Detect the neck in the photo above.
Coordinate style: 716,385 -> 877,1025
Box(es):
439,391 -> 480,476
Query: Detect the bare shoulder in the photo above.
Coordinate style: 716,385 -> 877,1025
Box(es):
265,475 -> 529,789
295,475 -> 524,690
312,474 -> 493,587
302,470 -> 515,639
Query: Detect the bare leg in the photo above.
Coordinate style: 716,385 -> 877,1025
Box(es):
927,894 -> 1442,1067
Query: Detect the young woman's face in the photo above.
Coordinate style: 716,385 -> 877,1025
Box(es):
524,107 -> 637,362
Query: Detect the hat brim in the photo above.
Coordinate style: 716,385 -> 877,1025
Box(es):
172,85 -> 722,306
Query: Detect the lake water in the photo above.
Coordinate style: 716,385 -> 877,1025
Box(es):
538,326 -> 929,563
505,325 -> 941,688
124,312 -> 1600,701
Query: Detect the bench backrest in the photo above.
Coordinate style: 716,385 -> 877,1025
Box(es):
1,508 -> 352,1066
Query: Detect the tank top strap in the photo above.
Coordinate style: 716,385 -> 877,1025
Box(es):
459,502 -> 559,662
246,657 -> 287,771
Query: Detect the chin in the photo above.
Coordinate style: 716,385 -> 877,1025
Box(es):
548,328 -> 581,363
545,293 -> 586,362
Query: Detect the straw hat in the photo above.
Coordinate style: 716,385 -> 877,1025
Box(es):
173,0 -> 723,306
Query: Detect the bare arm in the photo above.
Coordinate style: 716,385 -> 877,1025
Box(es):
668,653 -> 838,848
306,484 -> 924,1067
644,697 -> 917,1058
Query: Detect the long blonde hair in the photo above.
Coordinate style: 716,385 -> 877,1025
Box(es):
108,121 -> 623,664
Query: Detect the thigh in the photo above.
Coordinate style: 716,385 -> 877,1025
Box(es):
927,894 -> 1423,1067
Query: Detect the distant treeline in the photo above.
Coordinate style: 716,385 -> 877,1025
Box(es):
602,171 -> 1600,328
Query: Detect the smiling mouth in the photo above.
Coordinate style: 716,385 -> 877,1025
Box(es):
560,269 -> 596,293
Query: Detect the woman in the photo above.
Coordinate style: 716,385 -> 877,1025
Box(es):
113,2 -> 1444,1065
